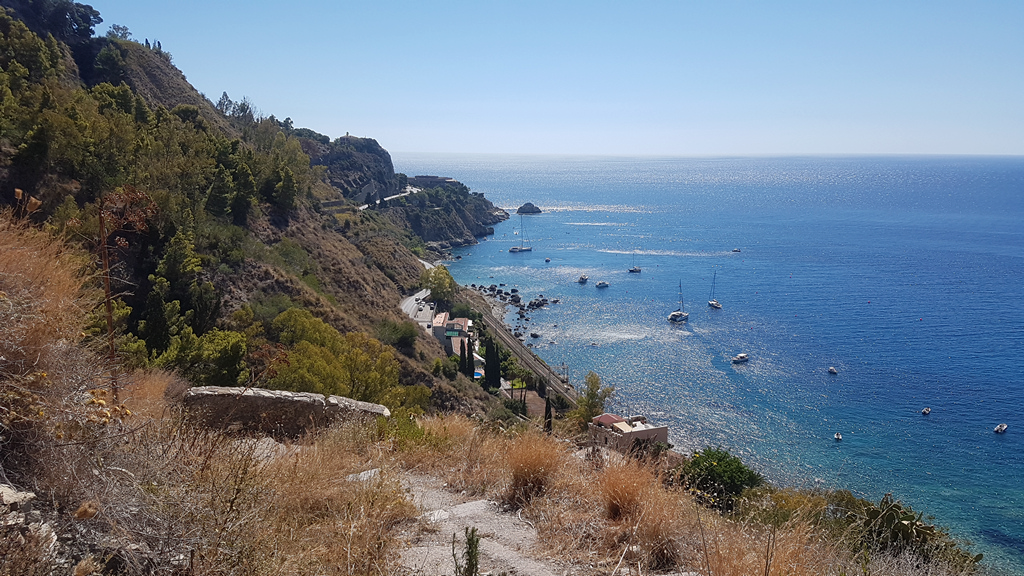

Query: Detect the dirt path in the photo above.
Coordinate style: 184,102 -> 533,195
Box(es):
399,473 -> 565,576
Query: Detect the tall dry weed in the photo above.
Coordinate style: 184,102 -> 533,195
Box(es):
0,213 -> 95,376
407,415 -> 506,494
505,430 -> 564,507
598,459 -> 659,520
121,369 -> 188,420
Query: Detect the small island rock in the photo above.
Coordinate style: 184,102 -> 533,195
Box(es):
517,202 -> 542,214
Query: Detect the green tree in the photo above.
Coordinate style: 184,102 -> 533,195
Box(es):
681,447 -> 764,510
459,339 -> 468,376
273,166 -> 297,209
105,24 -> 131,40
205,166 -> 232,217
569,371 -> 614,429
155,327 -> 249,386
544,396 -> 553,432
484,336 -> 501,390
420,265 -> 456,305
269,309 -> 400,403
156,228 -> 201,288
230,162 -> 257,225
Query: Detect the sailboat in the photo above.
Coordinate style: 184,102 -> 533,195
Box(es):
628,250 -> 641,273
708,270 -> 722,309
508,214 -> 532,253
668,281 -> 688,323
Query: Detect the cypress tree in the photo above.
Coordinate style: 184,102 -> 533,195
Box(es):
544,396 -> 552,433
485,336 -> 501,389
459,339 -> 468,376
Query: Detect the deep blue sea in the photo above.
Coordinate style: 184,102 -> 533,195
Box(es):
394,154 -> 1024,573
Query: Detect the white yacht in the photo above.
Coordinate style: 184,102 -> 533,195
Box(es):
731,353 -> 749,363
668,281 -> 688,323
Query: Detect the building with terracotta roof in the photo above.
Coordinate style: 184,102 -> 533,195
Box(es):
431,311 -> 474,356
589,413 -> 669,453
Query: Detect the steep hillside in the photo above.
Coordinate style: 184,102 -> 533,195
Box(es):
0,4 -> 504,417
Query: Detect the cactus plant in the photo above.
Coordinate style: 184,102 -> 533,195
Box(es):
850,494 -> 982,568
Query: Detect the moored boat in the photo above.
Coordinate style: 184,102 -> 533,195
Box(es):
509,214 -> 532,252
668,280 -> 688,323
596,281 -> 609,288
828,366 -> 838,375
577,275 -> 589,284
995,423 -> 1008,433
708,270 -> 722,309
834,432 -> 843,441
731,353 -> 749,363
921,407 -> 931,415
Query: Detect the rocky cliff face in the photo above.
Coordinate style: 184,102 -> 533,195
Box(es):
381,191 -> 509,249
301,136 -> 399,204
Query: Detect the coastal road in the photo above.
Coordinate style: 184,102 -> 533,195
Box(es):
401,288 -> 435,328
460,290 -> 578,407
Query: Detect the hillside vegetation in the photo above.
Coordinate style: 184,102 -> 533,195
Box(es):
0,3 -> 989,576
0,2 -> 513,419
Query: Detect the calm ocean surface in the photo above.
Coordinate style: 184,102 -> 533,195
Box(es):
393,154 -> 1024,573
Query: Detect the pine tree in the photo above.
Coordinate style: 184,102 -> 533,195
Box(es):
229,162 -> 256,225
205,167 -> 232,217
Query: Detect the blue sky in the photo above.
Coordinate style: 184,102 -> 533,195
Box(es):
94,1 -> 1023,155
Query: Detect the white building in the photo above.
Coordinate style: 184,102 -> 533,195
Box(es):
589,413 -> 669,453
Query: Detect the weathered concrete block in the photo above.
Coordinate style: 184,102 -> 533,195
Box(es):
182,386 -> 390,436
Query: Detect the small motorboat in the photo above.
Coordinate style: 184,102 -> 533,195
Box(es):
995,423 -> 1008,434
834,432 -> 843,441
596,281 -> 609,288
732,248 -> 741,252
731,353 -> 749,364
921,407 -> 931,415
545,258 -> 551,263
828,366 -> 838,375
577,275 -> 589,284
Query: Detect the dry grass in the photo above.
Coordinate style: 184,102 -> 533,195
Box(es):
0,215 -> 419,575
505,429 -> 564,507
400,414 -> 506,495
0,213 -> 94,376
121,369 -> 188,420
598,459 -> 658,520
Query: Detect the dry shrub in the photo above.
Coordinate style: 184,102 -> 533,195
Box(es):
264,424 -> 417,575
121,369 -> 187,420
406,415 -> 505,494
631,486 -> 687,570
419,413 -> 477,447
0,524 -> 54,576
0,213 -> 94,376
598,459 -> 658,520
505,430 -> 564,507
